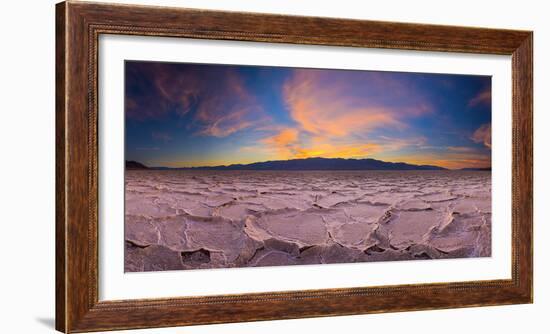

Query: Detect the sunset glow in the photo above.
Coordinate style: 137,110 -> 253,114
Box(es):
125,61 -> 491,169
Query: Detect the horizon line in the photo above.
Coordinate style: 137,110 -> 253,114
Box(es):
126,157 -> 491,171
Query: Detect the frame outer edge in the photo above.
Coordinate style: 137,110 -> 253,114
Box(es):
513,32 -> 534,302
55,1 -> 534,332
55,2 -> 68,332
57,1 -> 96,332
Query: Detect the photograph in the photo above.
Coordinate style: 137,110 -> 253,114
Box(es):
124,61 -> 492,272
44,1 -> 537,332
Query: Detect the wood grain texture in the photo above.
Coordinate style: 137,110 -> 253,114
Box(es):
55,1 -> 533,332
55,2 -> 67,331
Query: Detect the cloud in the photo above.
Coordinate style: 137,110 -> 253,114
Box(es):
261,128 -> 300,158
469,88 -> 491,107
283,70 -> 428,137
236,70 -> 435,162
385,151 -> 491,169
134,146 -> 160,151
297,141 -> 382,159
471,123 -> 491,148
151,131 -> 172,142
125,62 -> 267,137
446,146 -> 478,153
257,128 -> 382,160
196,106 -> 261,138
127,62 -> 491,169
376,136 -> 428,151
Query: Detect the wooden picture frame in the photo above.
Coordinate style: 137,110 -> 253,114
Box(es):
56,1 -> 533,332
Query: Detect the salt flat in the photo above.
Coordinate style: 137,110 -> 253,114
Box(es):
124,170 -> 491,272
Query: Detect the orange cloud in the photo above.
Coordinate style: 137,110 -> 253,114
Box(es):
471,123 -> 491,148
261,128 -> 300,158
469,88 -> 491,107
296,142 -> 382,159
385,152 -> 490,170
258,128 -> 382,160
283,70 -> 411,137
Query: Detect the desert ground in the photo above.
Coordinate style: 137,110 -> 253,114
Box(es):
124,170 -> 491,272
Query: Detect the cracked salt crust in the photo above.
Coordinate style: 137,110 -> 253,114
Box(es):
124,170 -> 491,272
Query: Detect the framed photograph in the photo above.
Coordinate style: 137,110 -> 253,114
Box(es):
56,1 -> 532,332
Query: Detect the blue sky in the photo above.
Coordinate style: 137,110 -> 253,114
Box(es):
125,61 -> 491,169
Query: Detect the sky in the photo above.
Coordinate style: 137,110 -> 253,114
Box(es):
125,61 -> 492,169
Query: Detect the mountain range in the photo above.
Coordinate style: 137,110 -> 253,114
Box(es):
125,160 -> 149,170
126,157 -> 451,171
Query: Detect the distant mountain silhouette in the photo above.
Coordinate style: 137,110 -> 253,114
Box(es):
460,167 -> 492,171
145,157 -> 448,171
125,160 -> 149,170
